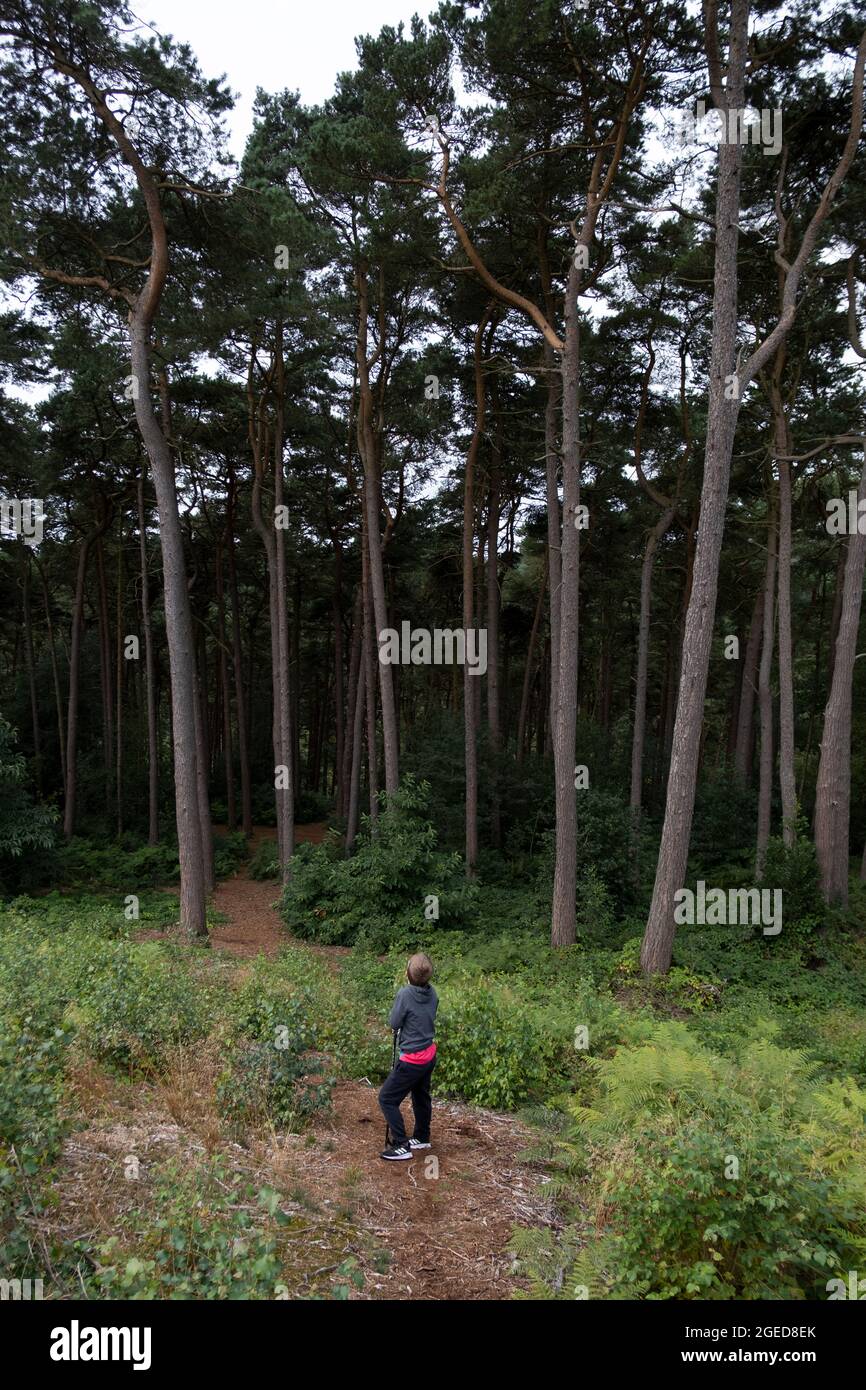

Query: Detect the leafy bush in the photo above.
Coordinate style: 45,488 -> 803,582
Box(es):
217,1036 -> 333,1135
248,839 -> 280,880
213,831 -> 249,878
0,1021 -> 70,1270
280,777 -> 478,950
56,838 -> 180,890
95,1160 -> 288,1299
0,900 -> 211,1068
435,978 -> 563,1108
219,974 -> 334,1133
760,825 -> 824,932
519,1025 -> 866,1300
0,717 -> 57,893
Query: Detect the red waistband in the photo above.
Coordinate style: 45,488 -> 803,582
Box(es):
399,1042 -> 437,1064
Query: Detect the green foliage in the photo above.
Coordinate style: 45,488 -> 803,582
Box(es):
0,718 -> 56,891
217,1035 -> 334,1136
55,838 -> 181,890
0,1022 -> 70,1271
519,1025 -> 866,1300
212,831 -> 249,878
435,978 -> 563,1109
248,838 -> 280,879
94,1160 -> 290,1299
0,898 -> 212,1068
280,777 -> 477,949
760,824 -> 824,932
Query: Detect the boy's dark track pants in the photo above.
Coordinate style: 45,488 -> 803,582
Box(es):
378,1056 -> 436,1145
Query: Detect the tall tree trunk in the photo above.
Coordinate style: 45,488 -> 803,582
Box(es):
766,347 -> 799,845
332,538 -> 345,818
193,661 -> 214,892
551,258 -> 581,947
64,511 -> 109,839
640,1 -> 748,973
95,536 -> 114,810
517,558 -> 548,761
137,468 -> 159,845
21,548 -> 41,792
463,312 -> 489,877
733,581 -> 764,780
356,263 -> 399,795
131,316 -> 207,936
543,344 -> 562,738
115,517 -> 124,837
345,642 -> 366,853
226,463 -> 252,836
340,590 -> 363,824
814,443 -> 866,904
36,556 -> 66,791
486,406 -> 503,847
215,536 -> 236,831
756,479 -> 778,877
630,505 -> 676,838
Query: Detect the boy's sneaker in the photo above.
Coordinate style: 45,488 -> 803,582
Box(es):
380,1142 -> 413,1161
409,1138 -> 431,1150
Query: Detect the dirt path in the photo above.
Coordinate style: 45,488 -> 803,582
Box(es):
204,827 -> 556,1298
209,822 -> 340,960
105,826 -> 555,1298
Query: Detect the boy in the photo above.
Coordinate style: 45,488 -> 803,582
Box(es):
378,953 -> 438,1161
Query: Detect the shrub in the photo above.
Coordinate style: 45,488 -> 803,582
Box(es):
520,1025 -> 866,1300
217,1036 -> 333,1135
435,978 -> 562,1109
220,977 -> 334,1133
213,831 -> 249,878
94,1160 -> 287,1299
760,824 -> 824,932
0,1021 -> 70,1270
280,777 -> 477,950
0,717 -> 57,893
248,839 -> 280,880
55,838 -> 180,890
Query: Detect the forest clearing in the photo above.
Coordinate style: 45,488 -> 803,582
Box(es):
2,0 -> 866,1344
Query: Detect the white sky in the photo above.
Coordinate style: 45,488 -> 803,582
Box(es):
138,0 -> 435,156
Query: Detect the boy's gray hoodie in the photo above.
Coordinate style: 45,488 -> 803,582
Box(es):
388,983 -> 438,1054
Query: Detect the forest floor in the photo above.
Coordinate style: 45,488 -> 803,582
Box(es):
52,826 -> 556,1300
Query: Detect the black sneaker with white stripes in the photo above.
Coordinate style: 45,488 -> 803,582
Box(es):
380,1142 -> 413,1161
409,1138 -> 431,1150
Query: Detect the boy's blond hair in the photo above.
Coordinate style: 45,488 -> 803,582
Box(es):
407,952 -> 433,985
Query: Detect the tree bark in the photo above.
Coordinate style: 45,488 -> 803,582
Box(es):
640,0 -> 748,973
226,463 -> 252,836
356,263 -> 399,796
814,442 -> 866,904
733,581 -> 764,781
137,467 -> 160,845
756,478 -> 778,878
